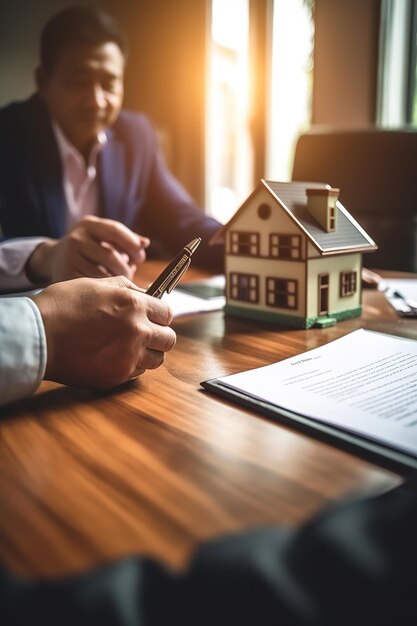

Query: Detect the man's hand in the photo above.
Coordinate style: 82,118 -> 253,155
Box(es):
32,276 -> 176,389
26,216 -> 150,284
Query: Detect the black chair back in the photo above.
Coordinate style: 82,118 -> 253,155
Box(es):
292,127 -> 417,271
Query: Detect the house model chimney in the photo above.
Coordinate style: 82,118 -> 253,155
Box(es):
306,186 -> 340,232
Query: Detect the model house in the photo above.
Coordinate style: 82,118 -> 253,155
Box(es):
211,180 -> 377,328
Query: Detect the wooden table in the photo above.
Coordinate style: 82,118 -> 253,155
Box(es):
1,263 -> 416,579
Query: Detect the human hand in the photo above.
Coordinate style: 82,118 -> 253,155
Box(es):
32,276 -> 176,389
26,216 -> 150,284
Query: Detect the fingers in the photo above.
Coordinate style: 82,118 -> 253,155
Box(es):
130,290 -> 176,373
133,335 -> 175,374
138,348 -> 166,372
100,273 -> 176,348
102,275 -> 136,289
67,238 -> 135,278
28,219 -> 150,284
34,275 -> 177,389
146,322 -> 176,352
106,276 -> 174,325
81,216 -> 150,261
89,240 -> 137,277
144,294 -> 174,326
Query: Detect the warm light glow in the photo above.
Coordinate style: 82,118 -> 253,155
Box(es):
206,0 -> 253,224
206,0 -> 313,221
211,0 -> 248,51
267,0 -> 314,180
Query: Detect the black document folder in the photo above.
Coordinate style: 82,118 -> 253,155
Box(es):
201,329 -> 417,474
201,377 -> 417,473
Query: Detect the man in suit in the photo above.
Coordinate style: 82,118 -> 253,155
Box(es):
0,6 -> 223,290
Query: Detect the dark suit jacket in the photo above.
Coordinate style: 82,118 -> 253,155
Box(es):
0,94 -> 223,271
1,479 -> 416,625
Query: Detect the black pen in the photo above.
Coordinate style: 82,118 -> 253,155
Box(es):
146,237 -> 202,298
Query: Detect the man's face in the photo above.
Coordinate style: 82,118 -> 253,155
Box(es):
38,42 -> 124,156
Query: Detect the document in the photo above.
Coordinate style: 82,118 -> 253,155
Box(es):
164,275 -> 225,318
202,329 -> 417,463
380,278 -> 417,317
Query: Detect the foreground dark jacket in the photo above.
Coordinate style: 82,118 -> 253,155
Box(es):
0,94 -> 223,271
1,478 -> 416,625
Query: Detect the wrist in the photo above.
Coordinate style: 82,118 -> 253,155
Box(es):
25,240 -> 57,285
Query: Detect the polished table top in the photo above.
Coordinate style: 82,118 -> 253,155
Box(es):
1,262 -> 416,579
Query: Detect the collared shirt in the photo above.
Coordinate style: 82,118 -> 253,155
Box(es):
0,296 -> 47,406
52,121 -> 107,230
0,122 -> 107,290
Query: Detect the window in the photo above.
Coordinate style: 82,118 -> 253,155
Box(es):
267,0 -> 314,179
206,0 -> 314,222
378,0 -> 417,125
329,206 -> 335,231
206,0 -> 253,223
269,234 -> 301,259
266,277 -> 297,309
230,272 -> 259,303
340,271 -> 357,297
230,231 -> 259,256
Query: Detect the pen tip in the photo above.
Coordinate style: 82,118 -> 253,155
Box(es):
187,237 -> 202,254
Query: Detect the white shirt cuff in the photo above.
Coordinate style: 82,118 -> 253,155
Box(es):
0,238 -> 51,291
0,297 -> 47,406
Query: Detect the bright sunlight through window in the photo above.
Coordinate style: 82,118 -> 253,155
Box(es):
267,0 -> 314,181
206,0 -> 314,222
206,0 -> 253,224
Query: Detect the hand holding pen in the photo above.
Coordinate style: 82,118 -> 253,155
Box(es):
146,237 -> 202,298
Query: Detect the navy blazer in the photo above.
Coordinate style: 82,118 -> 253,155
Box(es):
0,94 -> 223,271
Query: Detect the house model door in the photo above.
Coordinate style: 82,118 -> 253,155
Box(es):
318,273 -> 329,315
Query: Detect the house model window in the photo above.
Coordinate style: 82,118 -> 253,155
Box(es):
230,272 -> 259,302
266,277 -> 297,309
340,271 -> 357,297
270,234 -> 301,259
230,231 -> 259,256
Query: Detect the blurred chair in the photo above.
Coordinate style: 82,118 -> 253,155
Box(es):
292,127 -> 417,271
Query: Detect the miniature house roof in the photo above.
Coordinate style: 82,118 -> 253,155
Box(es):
211,180 -> 378,256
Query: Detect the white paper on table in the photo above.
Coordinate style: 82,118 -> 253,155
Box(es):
215,329 -> 417,457
381,278 -> 417,301
164,275 -> 225,318
380,278 -> 417,315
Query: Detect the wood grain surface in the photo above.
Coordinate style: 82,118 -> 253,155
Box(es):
0,263 -> 414,579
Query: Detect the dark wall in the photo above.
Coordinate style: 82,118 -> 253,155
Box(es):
0,0 -> 75,102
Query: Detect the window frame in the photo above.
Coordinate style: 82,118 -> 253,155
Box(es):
269,233 -> 302,260
229,231 -> 260,256
340,271 -> 357,297
266,276 -> 298,309
229,271 -> 260,303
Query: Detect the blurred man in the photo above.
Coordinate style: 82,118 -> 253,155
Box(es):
0,5 -> 223,292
